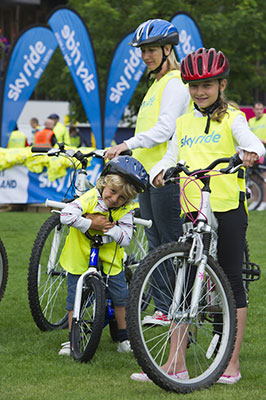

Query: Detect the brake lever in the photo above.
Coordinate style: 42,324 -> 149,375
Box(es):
220,154 -> 243,174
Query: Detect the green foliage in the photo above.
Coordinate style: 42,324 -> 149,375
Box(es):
34,0 -> 266,121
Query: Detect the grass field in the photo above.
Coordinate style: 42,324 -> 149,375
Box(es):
0,210 -> 265,400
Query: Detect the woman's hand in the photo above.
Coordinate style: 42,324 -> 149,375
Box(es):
104,142 -> 129,160
242,151 -> 259,168
86,213 -> 114,232
153,171 -> 164,187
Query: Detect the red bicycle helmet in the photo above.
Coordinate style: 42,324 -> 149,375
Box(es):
181,48 -> 230,84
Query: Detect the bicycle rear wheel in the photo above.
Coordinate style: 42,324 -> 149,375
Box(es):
127,242 -> 237,394
71,275 -> 106,362
246,176 -> 263,211
0,238 -> 8,302
28,214 -> 69,331
125,218 -> 151,311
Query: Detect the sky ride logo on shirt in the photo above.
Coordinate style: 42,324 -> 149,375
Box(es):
180,131 -> 221,148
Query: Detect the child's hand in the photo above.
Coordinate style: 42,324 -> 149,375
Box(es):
86,213 -> 115,232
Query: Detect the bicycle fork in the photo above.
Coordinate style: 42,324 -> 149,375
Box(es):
73,246 -> 102,322
169,230 -> 211,321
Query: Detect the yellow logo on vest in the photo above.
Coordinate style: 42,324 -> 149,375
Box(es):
181,131 -> 221,148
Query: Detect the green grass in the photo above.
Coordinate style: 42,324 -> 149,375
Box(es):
0,210 -> 265,400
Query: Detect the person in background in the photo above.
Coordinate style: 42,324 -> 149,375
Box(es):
105,19 -> 191,326
48,113 -> 71,146
58,156 -> 148,356
248,102 -> 266,210
69,126 -> 81,148
7,124 -> 29,148
248,102 -> 266,144
34,119 -> 57,147
30,117 -> 41,145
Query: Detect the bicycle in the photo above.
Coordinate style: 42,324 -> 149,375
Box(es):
27,145 -> 151,332
0,237 -> 8,302
245,162 -> 266,210
127,153 -> 261,393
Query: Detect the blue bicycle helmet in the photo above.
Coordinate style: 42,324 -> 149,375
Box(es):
101,156 -> 148,193
129,19 -> 179,48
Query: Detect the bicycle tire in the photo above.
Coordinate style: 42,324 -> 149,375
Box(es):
109,319 -> 119,342
246,176 -> 263,211
127,242 -> 237,394
125,221 -> 151,311
28,214 -> 69,331
0,238 -> 8,302
71,275 -> 106,362
242,240 -> 250,303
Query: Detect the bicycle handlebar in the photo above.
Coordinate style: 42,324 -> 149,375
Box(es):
45,199 -> 152,228
31,145 -> 132,161
164,153 -> 243,182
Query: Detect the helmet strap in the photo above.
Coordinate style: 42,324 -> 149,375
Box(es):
194,92 -> 221,134
146,46 -> 169,87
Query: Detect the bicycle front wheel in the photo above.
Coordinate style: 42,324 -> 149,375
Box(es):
71,275 -> 106,362
0,238 -> 8,302
127,242 -> 237,394
28,214 -> 69,331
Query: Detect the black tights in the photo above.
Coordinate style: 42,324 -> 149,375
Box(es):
215,202 -> 248,308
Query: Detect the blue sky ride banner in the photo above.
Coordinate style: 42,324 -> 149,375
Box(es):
171,12 -> 204,62
48,8 -> 102,148
104,33 -> 146,148
0,26 -> 57,147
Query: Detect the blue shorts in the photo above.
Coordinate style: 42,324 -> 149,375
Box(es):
66,270 -> 128,311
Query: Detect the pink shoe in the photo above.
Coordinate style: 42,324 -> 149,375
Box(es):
217,371 -> 241,384
130,369 -> 189,382
169,369 -> 189,380
142,311 -> 170,326
130,372 -> 151,382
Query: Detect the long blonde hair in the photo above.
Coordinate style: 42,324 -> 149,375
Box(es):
210,83 -> 240,123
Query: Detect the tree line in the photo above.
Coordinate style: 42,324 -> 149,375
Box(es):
34,0 -> 266,123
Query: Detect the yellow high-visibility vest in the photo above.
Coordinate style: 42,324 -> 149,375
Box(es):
176,106 -> 246,213
60,188 -> 133,275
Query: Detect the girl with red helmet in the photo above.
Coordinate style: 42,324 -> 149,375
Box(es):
145,48 -> 265,384
105,19 -> 191,327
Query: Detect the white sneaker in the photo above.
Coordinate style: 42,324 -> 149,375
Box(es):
130,369 -> 189,382
256,201 -> 266,211
142,311 -> 170,326
58,341 -> 71,356
117,340 -> 132,353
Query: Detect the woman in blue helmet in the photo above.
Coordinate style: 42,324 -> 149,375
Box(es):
105,19 -> 191,325
57,156 -> 148,356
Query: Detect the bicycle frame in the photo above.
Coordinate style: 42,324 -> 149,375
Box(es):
167,155 -> 242,321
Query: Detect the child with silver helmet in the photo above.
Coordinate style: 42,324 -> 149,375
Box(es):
58,156 -> 148,356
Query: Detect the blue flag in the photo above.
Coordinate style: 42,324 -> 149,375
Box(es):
0,26 -> 57,147
48,8 -> 102,148
103,33 -> 146,148
171,12 -> 204,62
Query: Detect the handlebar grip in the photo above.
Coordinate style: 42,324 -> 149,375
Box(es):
163,167 -> 179,181
31,146 -> 51,153
119,149 -> 133,156
232,153 -> 242,167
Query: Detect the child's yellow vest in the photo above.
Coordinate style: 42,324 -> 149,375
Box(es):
60,188 -> 133,275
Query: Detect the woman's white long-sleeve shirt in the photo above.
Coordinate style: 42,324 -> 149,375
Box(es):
124,77 -> 191,150
149,109 -> 266,184
60,190 -> 133,248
